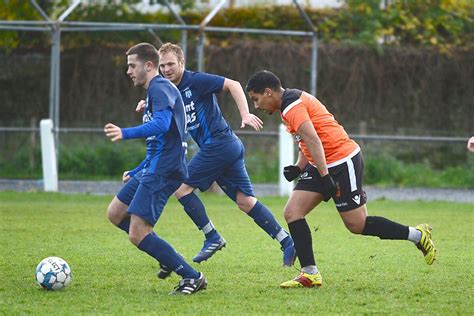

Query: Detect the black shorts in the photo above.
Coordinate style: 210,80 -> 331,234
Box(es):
294,150 -> 367,212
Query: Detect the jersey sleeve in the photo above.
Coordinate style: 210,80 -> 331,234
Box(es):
284,103 -> 311,132
193,72 -> 225,95
148,82 -> 177,112
121,108 -> 172,140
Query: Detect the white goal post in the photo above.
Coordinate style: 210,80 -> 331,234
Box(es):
40,119 -> 58,192
279,124 -> 294,196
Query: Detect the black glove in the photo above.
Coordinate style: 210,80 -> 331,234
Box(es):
283,165 -> 302,182
322,174 -> 337,199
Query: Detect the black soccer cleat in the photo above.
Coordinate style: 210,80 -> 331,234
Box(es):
170,273 -> 207,295
157,263 -> 172,279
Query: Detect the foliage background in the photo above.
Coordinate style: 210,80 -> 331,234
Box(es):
0,0 -> 472,185
1,0 -> 472,51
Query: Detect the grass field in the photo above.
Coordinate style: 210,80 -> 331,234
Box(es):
0,191 -> 472,315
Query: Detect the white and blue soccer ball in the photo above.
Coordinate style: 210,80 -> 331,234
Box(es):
35,257 -> 72,290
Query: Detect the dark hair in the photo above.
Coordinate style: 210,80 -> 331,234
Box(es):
126,43 -> 159,68
245,70 -> 282,93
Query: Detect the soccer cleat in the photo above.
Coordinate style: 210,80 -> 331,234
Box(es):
280,272 -> 323,288
170,273 -> 207,295
192,234 -> 227,263
157,252 -> 184,279
157,263 -> 172,280
415,223 -> 437,265
281,238 -> 296,267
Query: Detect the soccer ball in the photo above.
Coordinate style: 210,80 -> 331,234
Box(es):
35,257 -> 72,290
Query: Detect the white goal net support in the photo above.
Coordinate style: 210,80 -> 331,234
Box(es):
279,124 -> 294,196
40,119 -> 58,192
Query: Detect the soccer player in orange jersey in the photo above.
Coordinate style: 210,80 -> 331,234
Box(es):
246,70 -> 437,288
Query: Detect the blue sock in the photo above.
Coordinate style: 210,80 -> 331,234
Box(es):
138,233 -> 199,279
179,192 -> 217,239
248,201 -> 289,244
117,218 -> 130,233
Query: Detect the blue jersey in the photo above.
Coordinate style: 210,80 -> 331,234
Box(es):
122,75 -> 188,180
177,70 -> 238,147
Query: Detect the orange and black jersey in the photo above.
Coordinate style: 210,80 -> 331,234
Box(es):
280,89 -> 359,166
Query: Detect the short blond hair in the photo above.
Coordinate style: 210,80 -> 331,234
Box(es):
158,42 -> 185,63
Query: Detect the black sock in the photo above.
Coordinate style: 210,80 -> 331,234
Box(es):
288,218 -> 315,267
362,216 -> 409,240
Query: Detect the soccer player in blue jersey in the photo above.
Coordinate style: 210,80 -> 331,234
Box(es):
104,43 -> 206,295
152,43 -> 296,272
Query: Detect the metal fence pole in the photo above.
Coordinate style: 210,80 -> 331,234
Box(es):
197,0 -> 227,72
51,25 -> 61,154
197,32 -> 205,72
310,33 -> 318,96
163,0 -> 188,59
292,0 -> 318,96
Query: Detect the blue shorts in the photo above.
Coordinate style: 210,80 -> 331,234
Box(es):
124,173 -> 182,226
116,170 -> 143,206
185,139 -> 255,202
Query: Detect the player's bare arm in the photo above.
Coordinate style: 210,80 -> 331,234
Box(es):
104,123 -> 123,142
223,78 -> 263,131
296,121 -> 328,177
295,151 -> 308,170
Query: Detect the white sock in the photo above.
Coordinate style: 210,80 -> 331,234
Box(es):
301,265 -> 318,274
408,227 -> 422,244
275,228 -> 289,242
201,221 -> 215,235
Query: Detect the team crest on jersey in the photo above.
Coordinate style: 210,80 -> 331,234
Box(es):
184,88 -> 192,99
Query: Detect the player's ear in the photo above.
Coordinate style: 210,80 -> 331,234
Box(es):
145,61 -> 153,72
265,88 -> 273,97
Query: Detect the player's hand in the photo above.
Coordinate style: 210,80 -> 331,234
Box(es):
283,165 -> 301,182
467,136 -> 474,153
122,171 -> 131,183
241,113 -> 263,131
104,123 -> 123,142
322,174 -> 337,198
136,99 -> 146,112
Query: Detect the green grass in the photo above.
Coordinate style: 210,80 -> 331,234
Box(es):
0,192 -> 473,314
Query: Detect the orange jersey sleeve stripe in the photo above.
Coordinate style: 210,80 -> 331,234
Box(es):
281,91 -> 359,165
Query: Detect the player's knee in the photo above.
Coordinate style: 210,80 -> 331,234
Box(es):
106,203 -> 119,225
128,229 -> 143,246
107,197 -> 128,226
235,193 -> 256,213
174,184 -> 194,199
344,220 -> 364,234
283,206 -> 298,223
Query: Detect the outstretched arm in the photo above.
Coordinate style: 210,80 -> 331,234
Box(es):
222,78 -> 263,131
104,108 -> 172,141
104,123 -> 123,142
